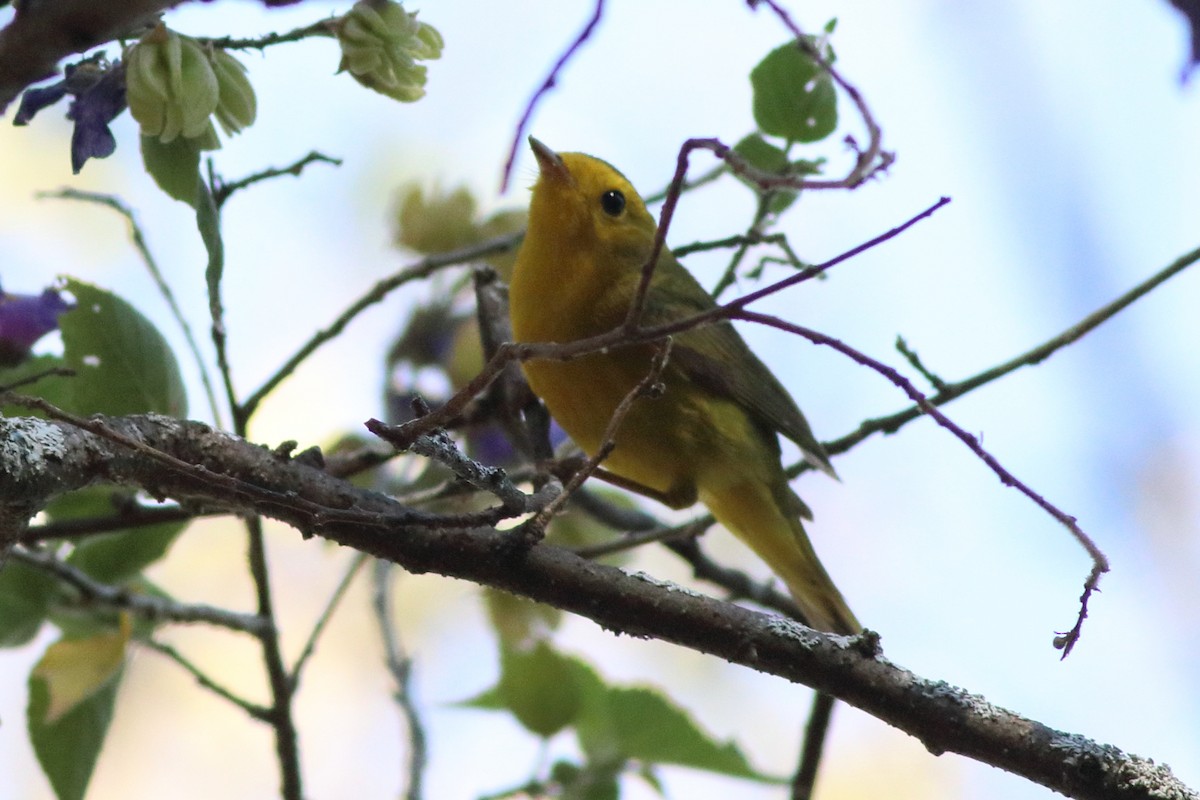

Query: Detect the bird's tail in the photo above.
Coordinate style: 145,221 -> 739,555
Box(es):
701,479 -> 859,635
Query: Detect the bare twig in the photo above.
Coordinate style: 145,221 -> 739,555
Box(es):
244,514 -> 303,800
12,546 -> 269,633
522,340 -> 673,536
38,188 -> 225,426
368,398 -> 530,512
500,0 -> 606,191
288,551 -> 368,689
372,560 -> 427,800
826,242 -> 1200,457
203,18 -> 336,50
145,638 -> 272,721
792,693 -> 836,800
211,151 -> 342,209
24,504 -> 197,540
239,232 -> 521,421
736,308 -> 1108,655
387,198 -> 950,449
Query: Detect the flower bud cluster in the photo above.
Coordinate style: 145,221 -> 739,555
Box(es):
337,0 -> 444,102
125,25 -> 257,149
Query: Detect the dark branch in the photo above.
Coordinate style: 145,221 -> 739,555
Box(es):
0,411 -> 1192,799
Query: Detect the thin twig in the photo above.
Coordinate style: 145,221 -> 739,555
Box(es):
642,163 -> 727,205
567,516 -> 709,560
792,693 -> 836,800
521,340 -> 673,537
212,151 -> 342,210
12,546 -> 270,633
238,232 -> 521,422
144,639 -> 272,721
825,242 -> 1200,457
388,198 -> 950,449
895,335 -> 947,391
203,19 -> 336,50
288,551 -> 368,689
500,0 -> 606,191
38,188 -> 224,426
737,308 -> 1108,655
244,515 -> 304,800
23,504 -> 197,541
0,365 -> 73,392
372,560 -> 427,800
368,398 -> 528,511
711,194 -> 772,298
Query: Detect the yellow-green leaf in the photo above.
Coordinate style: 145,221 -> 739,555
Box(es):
32,616 -> 130,724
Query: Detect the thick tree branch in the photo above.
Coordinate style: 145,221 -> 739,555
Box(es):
0,0 -> 175,112
0,412 -> 1193,800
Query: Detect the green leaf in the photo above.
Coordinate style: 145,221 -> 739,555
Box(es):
457,684 -> 505,710
28,663 -> 122,800
497,641 -> 584,737
461,642 -> 602,739
65,520 -> 186,584
195,182 -> 225,336
483,588 -> 563,649
733,133 -> 789,173
0,354 -> 74,416
600,686 -> 778,782
733,133 -> 798,214
140,134 -> 202,206
556,760 -> 620,800
0,561 -> 60,647
47,488 -> 186,583
751,41 -> 838,143
58,279 -> 187,417
32,621 -> 129,723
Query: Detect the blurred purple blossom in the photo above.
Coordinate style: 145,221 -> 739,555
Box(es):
14,57 -> 127,174
0,283 -> 74,366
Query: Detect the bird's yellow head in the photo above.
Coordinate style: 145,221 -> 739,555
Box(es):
525,137 -> 658,266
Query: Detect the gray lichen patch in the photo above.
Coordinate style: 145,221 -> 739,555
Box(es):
0,416 -> 67,481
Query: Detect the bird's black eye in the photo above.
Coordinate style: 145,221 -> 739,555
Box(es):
600,189 -> 626,217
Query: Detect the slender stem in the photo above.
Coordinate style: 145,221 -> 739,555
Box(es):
245,516 -> 303,800
38,189 -> 225,426
372,560 -> 427,800
212,152 -> 342,210
145,639 -> 272,721
289,551 -> 368,689
12,547 -> 269,633
792,693 -> 836,800
738,308 -> 1107,654
825,242 -> 1200,457
500,0 -> 606,191
203,19 -> 336,50
239,233 -> 520,421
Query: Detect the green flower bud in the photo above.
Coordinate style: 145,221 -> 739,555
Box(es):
210,48 -> 257,136
124,25 -> 219,145
336,0 -> 443,103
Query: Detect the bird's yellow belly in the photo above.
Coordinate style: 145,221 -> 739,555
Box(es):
522,349 -> 708,498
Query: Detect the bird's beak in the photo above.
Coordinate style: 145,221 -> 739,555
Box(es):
528,136 -> 571,185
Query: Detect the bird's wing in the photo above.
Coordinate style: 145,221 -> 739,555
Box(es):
639,255 -> 837,478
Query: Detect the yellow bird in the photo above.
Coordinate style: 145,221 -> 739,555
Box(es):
509,138 -> 858,634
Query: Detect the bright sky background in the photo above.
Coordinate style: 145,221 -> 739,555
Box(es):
2,1 -> 1199,799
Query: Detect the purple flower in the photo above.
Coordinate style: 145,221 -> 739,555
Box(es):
14,56 -> 127,174
0,283 -> 74,366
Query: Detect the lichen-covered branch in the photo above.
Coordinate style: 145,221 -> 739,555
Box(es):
0,411 -> 1192,800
